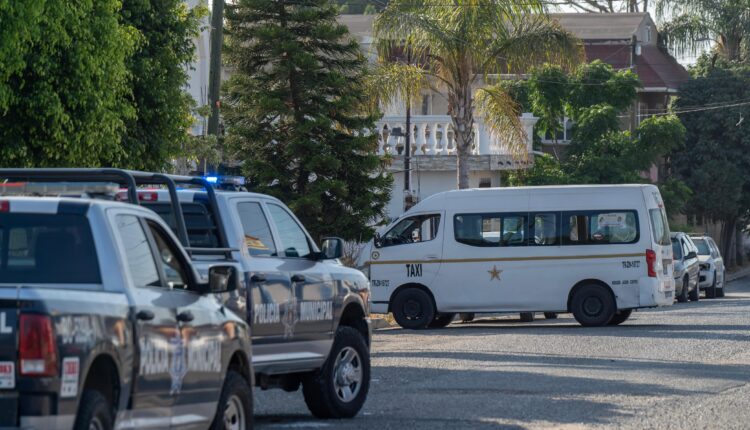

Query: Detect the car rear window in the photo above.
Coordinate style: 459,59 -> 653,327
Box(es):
0,213 -> 101,283
144,202 -> 220,248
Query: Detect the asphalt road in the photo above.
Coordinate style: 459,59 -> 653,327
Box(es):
254,278 -> 750,429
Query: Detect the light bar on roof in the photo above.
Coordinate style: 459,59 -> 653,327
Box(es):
0,182 -> 120,196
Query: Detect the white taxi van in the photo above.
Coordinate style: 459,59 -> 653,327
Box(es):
357,185 -> 675,328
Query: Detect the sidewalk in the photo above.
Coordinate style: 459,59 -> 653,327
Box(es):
727,265 -> 750,282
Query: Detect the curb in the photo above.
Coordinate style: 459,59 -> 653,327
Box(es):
727,266 -> 750,282
370,318 -> 392,330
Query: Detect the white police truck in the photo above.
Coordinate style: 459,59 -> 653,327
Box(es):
0,177 -> 253,429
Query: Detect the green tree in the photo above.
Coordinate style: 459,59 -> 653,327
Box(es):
656,0 -> 750,62
527,64 -> 568,153
567,60 -> 640,116
223,0 -> 392,241
0,0 -> 136,167
669,57 -> 750,265
373,0 -> 583,189
117,0 -> 205,170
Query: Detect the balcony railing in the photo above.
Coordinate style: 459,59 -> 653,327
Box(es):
374,113 -> 537,156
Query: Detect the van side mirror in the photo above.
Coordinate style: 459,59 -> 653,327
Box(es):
373,232 -> 382,248
321,237 -> 344,260
686,251 -> 697,260
205,265 -> 239,293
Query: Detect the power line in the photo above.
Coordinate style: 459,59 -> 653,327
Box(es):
619,100 -> 750,118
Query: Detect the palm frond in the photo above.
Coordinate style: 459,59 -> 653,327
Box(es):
474,85 -> 528,160
660,13 -> 715,57
365,62 -> 430,113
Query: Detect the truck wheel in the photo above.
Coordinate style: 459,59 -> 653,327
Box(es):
689,282 -> 700,301
706,273 -> 717,298
519,312 -> 535,322
73,390 -> 113,430
428,313 -> 455,328
392,288 -> 435,329
570,284 -> 616,327
677,278 -> 689,303
210,370 -> 253,430
607,309 -> 632,326
303,326 -> 370,419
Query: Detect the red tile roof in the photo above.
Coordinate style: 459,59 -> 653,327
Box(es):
584,44 -> 689,90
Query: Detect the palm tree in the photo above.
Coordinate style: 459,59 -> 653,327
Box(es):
656,0 -> 750,62
373,0 -> 583,189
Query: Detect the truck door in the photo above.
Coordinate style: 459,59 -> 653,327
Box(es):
369,213 -> 443,307
113,213 -> 180,428
141,219 -> 225,429
265,203 -> 335,346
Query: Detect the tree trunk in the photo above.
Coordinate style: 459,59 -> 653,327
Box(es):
451,82 -> 474,189
736,224 -> 745,267
721,218 -> 737,269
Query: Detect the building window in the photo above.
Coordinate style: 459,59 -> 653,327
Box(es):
478,178 -> 492,188
541,117 -> 573,144
646,26 -> 652,43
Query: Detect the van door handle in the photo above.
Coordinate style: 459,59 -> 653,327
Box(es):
425,254 -> 439,260
176,311 -> 194,323
251,274 -> 267,283
135,310 -> 154,321
291,274 -> 306,283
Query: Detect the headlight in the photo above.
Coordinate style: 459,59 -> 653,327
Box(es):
699,263 -> 709,270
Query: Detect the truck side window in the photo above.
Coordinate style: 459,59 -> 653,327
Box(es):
267,204 -> 311,258
382,214 -> 441,247
116,215 -> 160,288
147,222 -> 189,289
237,202 -> 277,257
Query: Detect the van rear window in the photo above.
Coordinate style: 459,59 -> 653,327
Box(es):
649,208 -> 670,246
0,214 -> 101,284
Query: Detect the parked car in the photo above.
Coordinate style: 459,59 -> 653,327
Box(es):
671,232 -> 700,302
691,235 -> 726,298
0,191 -> 253,430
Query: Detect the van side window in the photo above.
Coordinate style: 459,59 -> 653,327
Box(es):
562,211 -> 638,245
454,213 -> 528,247
381,214 -> 441,247
237,202 -> 277,257
532,213 -> 558,246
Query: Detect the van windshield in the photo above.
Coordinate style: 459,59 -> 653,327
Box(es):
649,208 -> 670,246
693,239 -> 711,256
0,213 -> 101,283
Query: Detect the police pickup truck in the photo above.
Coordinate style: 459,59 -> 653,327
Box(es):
0,191 -> 253,429
138,179 -> 372,419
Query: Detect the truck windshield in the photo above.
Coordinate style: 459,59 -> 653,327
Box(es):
0,213 -> 101,283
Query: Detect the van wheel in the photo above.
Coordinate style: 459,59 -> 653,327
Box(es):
73,390 -> 113,430
303,326 -> 370,419
428,313 -> 455,329
677,278 -> 689,303
570,284 -> 616,327
392,288 -> 435,329
543,312 -> 558,320
607,309 -> 632,326
210,370 -> 253,430
689,282 -> 700,301
519,312 -> 535,322
706,273 -> 717,298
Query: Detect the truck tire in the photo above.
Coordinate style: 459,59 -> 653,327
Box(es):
210,370 -> 253,430
303,326 -> 370,419
519,312 -> 535,322
459,313 -> 475,322
706,273 -> 717,299
607,309 -> 632,326
570,284 -> 616,327
73,390 -> 113,430
677,278 -> 689,303
392,288 -> 435,329
428,313 -> 455,328
689,282 -> 700,301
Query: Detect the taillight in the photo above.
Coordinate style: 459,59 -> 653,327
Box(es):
0,200 -> 9,212
646,249 -> 657,278
138,192 -> 158,202
19,314 -> 58,377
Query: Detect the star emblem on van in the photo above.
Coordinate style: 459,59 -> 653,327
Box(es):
488,265 -> 502,281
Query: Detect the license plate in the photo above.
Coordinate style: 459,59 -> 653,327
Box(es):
0,362 -> 14,389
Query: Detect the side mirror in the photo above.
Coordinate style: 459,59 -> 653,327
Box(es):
687,251 -> 697,260
320,237 -> 344,260
373,232 -> 382,248
206,265 -> 239,293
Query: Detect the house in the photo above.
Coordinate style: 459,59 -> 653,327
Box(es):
340,12 -> 690,219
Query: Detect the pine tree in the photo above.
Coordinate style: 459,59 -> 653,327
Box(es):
223,0 -> 392,242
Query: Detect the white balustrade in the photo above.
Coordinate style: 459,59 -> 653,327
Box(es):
374,113 -> 538,156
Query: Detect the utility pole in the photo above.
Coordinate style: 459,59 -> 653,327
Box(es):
403,49 -> 413,211
207,0 -> 224,138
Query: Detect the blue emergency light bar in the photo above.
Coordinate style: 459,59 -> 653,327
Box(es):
202,175 -> 246,186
